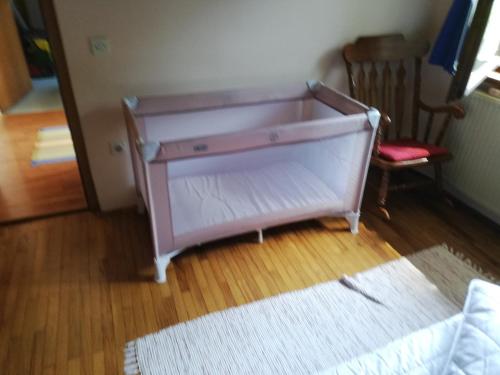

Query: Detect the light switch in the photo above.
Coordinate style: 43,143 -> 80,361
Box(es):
89,36 -> 110,56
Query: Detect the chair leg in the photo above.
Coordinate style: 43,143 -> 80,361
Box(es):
377,170 -> 391,220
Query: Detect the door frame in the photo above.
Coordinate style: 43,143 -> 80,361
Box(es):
40,0 -> 100,212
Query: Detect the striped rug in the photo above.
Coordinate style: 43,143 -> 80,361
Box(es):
124,245 -> 493,375
31,125 -> 76,166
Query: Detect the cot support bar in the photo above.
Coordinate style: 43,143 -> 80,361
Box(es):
257,229 -> 264,244
345,211 -> 360,234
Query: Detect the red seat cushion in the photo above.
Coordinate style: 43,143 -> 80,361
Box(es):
378,139 -> 449,162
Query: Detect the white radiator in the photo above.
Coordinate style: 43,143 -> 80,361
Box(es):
444,91 -> 500,224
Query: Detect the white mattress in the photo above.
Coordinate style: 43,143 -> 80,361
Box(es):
168,161 -> 340,237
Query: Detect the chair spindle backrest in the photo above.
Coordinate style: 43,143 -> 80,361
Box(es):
343,35 -> 430,142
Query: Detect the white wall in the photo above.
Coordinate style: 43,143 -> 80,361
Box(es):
54,0 -> 437,210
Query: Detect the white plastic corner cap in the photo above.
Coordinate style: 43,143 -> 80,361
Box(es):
367,107 -> 381,129
306,80 -> 323,92
123,96 -> 139,109
140,141 -> 160,162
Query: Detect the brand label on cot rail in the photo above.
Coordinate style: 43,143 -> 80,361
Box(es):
193,144 -> 208,152
269,132 -> 279,142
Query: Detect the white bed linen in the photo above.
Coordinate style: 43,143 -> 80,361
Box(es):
320,280 -> 500,375
441,279 -> 500,375
320,315 -> 461,375
168,161 -> 340,236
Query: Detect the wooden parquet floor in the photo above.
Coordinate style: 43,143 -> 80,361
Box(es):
0,187 -> 499,374
0,110 -> 86,223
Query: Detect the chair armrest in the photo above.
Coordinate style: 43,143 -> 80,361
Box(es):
418,100 -> 465,119
373,112 -> 391,156
380,112 -> 392,127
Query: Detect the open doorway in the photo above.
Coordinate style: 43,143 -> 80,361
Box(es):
0,0 -> 87,222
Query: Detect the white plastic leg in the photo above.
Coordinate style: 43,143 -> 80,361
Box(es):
154,255 -> 171,283
345,212 -> 360,234
257,229 -> 264,244
136,196 -> 146,215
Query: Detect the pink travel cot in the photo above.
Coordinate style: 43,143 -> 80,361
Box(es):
123,81 -> 380,283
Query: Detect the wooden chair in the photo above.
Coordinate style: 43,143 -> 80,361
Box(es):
342,34 -> 465,220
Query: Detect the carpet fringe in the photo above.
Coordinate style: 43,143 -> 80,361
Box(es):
124,340 -> 140,375
441,243 -> 497,282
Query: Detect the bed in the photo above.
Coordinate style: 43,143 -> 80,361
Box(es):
123,81 -> 380,283
320,279 -> 500,375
